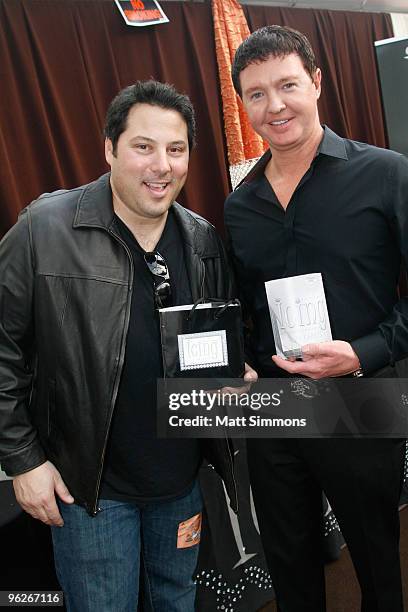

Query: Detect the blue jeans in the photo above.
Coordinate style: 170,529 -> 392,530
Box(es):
51,481 -> 202,612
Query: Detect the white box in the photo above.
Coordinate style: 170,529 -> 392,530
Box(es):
265,273 -> 333,358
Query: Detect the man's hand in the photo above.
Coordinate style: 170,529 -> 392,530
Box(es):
272,341 -> 361,379
13,461 -> 74,527
220,362 -> 258,396
243,361 -> 258,384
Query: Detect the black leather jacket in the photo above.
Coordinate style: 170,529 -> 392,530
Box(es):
0,173 -> 237,515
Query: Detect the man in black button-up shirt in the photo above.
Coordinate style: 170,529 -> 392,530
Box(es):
225,25 -> 408,612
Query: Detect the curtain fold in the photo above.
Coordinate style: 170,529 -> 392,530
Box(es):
211,0 -> 265,167
0,0 -> 230,235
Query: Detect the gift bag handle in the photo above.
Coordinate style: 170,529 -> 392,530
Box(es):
214,298 -> 240,319
187,297 -> 240,321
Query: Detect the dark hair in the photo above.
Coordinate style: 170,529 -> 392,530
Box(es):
104,80 -> 196,153
232,25 -> 317,97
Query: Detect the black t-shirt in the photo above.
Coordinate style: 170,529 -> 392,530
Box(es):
100,209 -> 201,503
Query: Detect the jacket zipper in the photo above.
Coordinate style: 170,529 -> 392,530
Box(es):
91,229 -> 134,515
200,259 -> 205,298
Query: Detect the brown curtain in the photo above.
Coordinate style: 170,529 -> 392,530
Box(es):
0,1 -> 394,238
244,6 -> 393,147
0,0 -> 230,236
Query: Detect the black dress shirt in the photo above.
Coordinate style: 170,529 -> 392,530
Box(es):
225,126 -> 408,376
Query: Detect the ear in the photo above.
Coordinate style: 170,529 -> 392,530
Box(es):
105,138 -> 114,166
313,68 -> 322,100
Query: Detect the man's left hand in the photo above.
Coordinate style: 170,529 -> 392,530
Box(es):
220,362 -> 258,396
272,340 -> 361,379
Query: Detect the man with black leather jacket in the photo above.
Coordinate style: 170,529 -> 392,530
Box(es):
0,80 -> 255,611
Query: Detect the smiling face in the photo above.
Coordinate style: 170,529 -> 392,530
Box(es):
240,53 -> 322,153
105,103 -> 189,222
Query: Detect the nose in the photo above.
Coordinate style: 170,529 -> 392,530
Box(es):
267,92 -> 286,115
150,149 -> 172,175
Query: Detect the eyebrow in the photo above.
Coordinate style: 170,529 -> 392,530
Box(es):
168,140 -> 188,146
244,75 -> 300,94
278,75 -> 300,82
129,136 -> 187,146
129,136 -> 155,143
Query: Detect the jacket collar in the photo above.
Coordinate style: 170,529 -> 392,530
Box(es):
73,173 -> 115,230
73,172 -> 217,257
237,125 -> 348,188
172,203 -> 219,258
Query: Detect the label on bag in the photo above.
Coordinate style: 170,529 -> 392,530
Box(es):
178,330 -> 228,370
